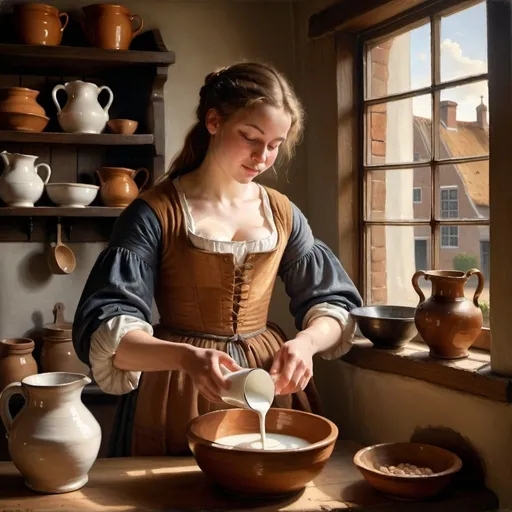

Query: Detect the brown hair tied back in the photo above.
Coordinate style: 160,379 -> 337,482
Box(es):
161,61 -> 305,181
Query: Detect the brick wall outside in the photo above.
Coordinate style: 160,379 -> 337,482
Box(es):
368,38 -> 394,304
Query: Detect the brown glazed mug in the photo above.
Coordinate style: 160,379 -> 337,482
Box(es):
14,3 -> 69,46
0,338 -> 38,392
81,4 -> 144,50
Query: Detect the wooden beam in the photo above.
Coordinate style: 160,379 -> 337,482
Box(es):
309,0 -> 430,39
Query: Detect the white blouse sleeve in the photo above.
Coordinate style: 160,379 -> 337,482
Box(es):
302,302 -> 356,359
90,315 -> 153,395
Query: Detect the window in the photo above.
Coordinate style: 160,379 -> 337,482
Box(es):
362,1 -> 489,310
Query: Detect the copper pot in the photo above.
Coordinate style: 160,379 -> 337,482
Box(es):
0,338 -> 38,392
412,269 -> 484,359
14,3 -> 69,46
82,4 -> 143,50
96,166 -> 149,207
0,87 -> 46,117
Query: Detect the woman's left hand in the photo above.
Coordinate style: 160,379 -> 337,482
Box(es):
269,333 -> 316,395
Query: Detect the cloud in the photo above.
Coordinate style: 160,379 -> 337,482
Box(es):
412,38 -> 488,122
418,52 -> 427,61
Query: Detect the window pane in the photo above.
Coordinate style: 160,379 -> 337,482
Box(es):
438,81 -> 489,159
443,226 -> 490,327
436,162 -> 488,220
440,2 -> 487,83
366,169 -> 430,221
366,225 -> 431,306
366,95 -> 431,165
366,22 -> 430,99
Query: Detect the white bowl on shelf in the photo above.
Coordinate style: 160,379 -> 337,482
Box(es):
46,183 -> 99,208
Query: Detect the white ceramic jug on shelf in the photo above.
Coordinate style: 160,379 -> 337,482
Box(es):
52,80 -> 114,134
0,151 -> 51,207
0,372 -> 101,494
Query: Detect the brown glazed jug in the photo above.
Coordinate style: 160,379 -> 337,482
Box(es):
96,166 -> 149,207
0,87 -> 46,117
14,3 -> 69,46
0,339 -> 38,392
82,4 -> 144,50
412,269 -> 484,359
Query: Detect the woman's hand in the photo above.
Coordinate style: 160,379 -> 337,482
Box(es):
269,333 -> 316,395
181,346 -> 242,402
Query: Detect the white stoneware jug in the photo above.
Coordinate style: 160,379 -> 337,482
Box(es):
0,372 -> 101,494
52,80 -> 114,134
0,150 -> 51,207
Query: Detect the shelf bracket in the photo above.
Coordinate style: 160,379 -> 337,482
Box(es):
26,217 -> 33,241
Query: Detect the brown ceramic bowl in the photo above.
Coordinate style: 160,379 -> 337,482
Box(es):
107,119 -> 138,135
353,442 -> 462,501
187,408 -> 338,498
0,112 -> 49,132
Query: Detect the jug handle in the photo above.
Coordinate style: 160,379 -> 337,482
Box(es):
0,382 -> 28,436
134,168 -> 150,190
95,169 -> 104,186
52,84 -> 66,114
98,86 -> 114,115
59,12 -> 69,32
130,14 -> 144,39
412,270 -> 426,304
35,163 -> 51,184
464,268 -> 485,307
0,151 -> 8,173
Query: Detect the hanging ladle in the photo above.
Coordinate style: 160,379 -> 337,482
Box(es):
47,221 -> 76,275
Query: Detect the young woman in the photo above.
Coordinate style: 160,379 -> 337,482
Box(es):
73,61 -> 362,457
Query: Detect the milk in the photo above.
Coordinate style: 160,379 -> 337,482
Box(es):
215,432 -> 311,450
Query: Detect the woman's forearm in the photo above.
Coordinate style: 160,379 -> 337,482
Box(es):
113,329 -> 194,372
296,316 -> 343,355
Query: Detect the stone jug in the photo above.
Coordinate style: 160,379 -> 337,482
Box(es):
412,269 -> 484,359
0,338 -> 38,392
96,166 -> 149,207
52,80 -> 114,134
0,372 -> 101,494
0,151 -> 51,207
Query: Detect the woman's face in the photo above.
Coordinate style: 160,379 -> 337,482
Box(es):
205,103 -> 292,184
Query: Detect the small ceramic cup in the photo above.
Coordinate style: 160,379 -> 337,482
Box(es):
219,366 -> 275,411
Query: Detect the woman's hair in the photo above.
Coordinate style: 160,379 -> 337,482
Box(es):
162,61 -> 305,180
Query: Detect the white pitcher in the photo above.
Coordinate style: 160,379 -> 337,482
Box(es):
0,151 -> 51,207
52,80 -> 114,134
0,372 -> 101,494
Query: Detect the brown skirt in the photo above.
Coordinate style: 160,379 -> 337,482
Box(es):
130,322 -> 322,456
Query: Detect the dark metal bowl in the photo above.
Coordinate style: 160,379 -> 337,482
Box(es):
350,305 -> 417,349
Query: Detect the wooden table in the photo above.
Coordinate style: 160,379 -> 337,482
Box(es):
0,441 -> 497,512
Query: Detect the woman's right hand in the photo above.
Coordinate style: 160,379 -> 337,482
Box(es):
181,346 -> 242,402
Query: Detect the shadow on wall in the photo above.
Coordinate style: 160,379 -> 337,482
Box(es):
17,246 -> 53,289
410,426 -> 486,488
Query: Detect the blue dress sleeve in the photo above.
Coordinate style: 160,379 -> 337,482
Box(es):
278,203 -> 363,331
72,199 -> 162,366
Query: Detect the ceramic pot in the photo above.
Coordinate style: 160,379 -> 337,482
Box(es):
0,87 -> 46,117
14,3 -> 69,46
82,4 -> 143,50
96,166 -> 149,207
0,338 -> 38,392
0,372 -> 101,494
41,303 -> 89,375
52,80 -> 114,134
412,269 -> 484,359
0,151 -> 51,207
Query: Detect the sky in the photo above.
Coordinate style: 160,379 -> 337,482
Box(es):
407,1 -> 488,122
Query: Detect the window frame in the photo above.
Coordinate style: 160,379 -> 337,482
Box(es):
413,187 -> 422,204
358,0 -> 489,306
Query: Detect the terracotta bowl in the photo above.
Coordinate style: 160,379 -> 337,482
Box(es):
350,305 -> 418,349
107,119 -> 138,135
187,408 -> 338,498
0,112 -> 49,132
353,442 -> 463,501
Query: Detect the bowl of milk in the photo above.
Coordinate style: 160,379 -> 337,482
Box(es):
186,408 -> 338,497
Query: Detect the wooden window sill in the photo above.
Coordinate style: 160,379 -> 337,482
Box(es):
341,338 -> 511,403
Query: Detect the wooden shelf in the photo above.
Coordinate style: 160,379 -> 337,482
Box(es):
0,43 -> 175,74
0,206 -> 124,217
0,131 -> 154,145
